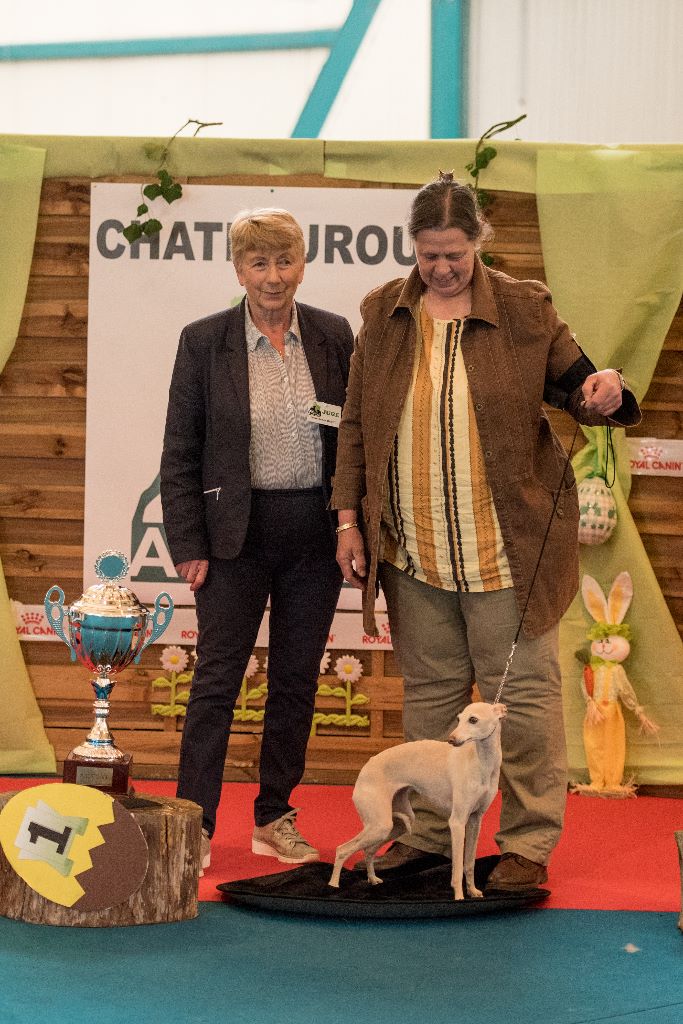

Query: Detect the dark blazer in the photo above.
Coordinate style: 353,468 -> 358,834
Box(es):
160,298 -> 354,566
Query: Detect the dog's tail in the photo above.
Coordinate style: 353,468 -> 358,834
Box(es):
391,787 -> 415,835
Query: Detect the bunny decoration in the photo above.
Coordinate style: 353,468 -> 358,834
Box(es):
573,571 -> 658,797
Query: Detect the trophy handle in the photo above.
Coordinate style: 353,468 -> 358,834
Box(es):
135,592 -> 174,661
44,586 -> 77,661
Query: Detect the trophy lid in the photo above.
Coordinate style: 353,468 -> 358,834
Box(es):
70,551 -> 147,618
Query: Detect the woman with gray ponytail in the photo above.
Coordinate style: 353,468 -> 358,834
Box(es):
332,172 -> 639,894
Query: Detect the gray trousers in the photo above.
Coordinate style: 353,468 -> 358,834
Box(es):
380,562 -> 567,865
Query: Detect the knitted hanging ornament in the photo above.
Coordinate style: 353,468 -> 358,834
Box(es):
577,426 -> 618,545
578,474 -> 617,545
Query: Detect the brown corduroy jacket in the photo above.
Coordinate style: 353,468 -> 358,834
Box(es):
331,259 -> 640,639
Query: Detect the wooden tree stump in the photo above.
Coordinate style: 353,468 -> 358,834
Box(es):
0,791 -> 202,927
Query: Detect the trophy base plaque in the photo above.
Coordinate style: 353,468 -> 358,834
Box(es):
63,750 -> 133,796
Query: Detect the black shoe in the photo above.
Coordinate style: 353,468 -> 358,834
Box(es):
352,841 -> 451,876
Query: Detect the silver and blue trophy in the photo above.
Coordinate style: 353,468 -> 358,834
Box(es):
45,550 -> 173,794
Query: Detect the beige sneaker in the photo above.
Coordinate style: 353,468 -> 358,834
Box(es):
251,810 -> 319,864
199,828 -> 211,878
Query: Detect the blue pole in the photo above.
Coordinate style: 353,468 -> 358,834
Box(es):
0,30 -> 337,62
430,0 -> 464,138
291,0 -> 383,138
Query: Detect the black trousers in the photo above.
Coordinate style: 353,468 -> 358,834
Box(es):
176,488 -> 342,835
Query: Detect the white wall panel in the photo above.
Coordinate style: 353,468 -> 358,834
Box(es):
322,0 -> 430,140
0,0 -> 429,138
468,0 -> 683,143
0,0 -> 680,141
2,1 -> 349,42
0,51 -> 329,138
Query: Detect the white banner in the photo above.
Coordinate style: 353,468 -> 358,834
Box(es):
84,183 -> 416,638
627,437 -> 683,476
13,602 -> 392,651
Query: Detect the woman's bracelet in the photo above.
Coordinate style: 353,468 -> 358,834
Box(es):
335,521 -> 359,534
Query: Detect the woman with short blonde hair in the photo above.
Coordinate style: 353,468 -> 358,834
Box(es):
229,208 -> 306,269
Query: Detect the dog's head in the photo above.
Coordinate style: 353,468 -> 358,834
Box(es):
448,702 -> 506,746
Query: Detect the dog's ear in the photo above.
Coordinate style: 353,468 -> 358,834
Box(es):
492,703 -> 507,718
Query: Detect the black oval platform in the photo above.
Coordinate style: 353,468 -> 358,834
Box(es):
217,856 -> 550,919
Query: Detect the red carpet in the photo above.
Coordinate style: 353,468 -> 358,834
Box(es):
2,777 -> 680,911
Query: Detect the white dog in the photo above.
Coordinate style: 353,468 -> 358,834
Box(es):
329,701 -> 506,900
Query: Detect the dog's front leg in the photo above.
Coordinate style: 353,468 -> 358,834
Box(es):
448,818 -> 466,900
463,812 -> 485,898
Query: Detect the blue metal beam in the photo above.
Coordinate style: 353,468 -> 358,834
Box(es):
430,0 -> 464,138
0,31 -> 336,62
291,0 -> 382,138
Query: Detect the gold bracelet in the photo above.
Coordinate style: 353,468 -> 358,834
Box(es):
335,521 -> 359,534
611,368 -> 626,391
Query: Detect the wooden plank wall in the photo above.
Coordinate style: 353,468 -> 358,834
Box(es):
1,175 -> 681,784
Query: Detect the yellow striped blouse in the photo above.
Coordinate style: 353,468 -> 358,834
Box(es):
381,299 -> 513,593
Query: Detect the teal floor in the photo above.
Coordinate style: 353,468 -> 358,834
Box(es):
1,906 -> 681,1024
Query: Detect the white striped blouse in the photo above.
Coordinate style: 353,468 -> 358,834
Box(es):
245,301 -> 322,490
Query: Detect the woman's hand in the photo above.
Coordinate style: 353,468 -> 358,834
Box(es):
581,369 -> 624,417
175,559 -> 209,592
336,526 -> 367,590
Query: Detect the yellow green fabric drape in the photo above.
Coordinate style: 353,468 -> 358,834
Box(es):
536,149 -> 683,784
0,142 -> 56,772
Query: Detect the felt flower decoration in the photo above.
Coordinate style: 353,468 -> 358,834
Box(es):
160,645 -> 189,673
319,651 -> 331,674
245,654 -> 260,678
334,655 -> 363,683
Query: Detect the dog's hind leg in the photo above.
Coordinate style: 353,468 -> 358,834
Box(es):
356,787 -> 416,883
363,795 -> 414,884
329,819 -> 394,888
363,837 -> 389,885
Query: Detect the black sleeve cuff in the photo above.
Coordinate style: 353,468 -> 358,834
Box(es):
544,353 -> 597,410
608,388 -> 640,426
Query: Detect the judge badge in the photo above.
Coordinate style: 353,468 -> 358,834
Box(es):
307,401 -> 342,427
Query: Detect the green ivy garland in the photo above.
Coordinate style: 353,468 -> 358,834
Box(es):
122,117 -> 222,244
